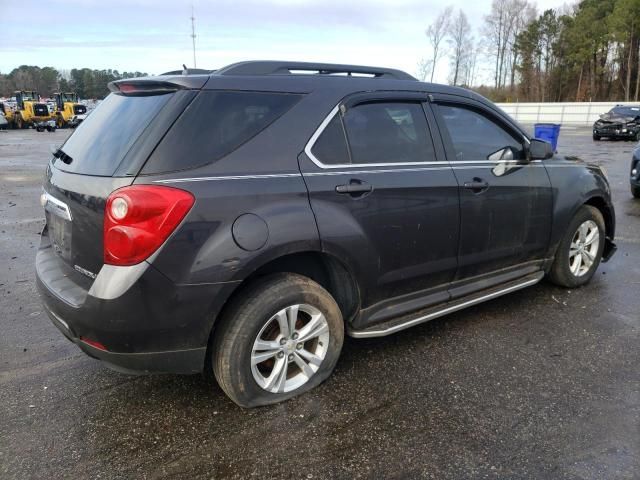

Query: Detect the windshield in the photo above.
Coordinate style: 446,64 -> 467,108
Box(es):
54,92 -> 172,176
610,106 -> 640,117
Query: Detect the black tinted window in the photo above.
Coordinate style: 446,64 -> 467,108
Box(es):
54,92 -> 172,176
145,91 -> 301,173
343,102 -> 435,164
438,104 -> 524,161
311,114 -> 350,165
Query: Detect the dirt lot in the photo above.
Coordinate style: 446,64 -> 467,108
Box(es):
0,126 -> 638,479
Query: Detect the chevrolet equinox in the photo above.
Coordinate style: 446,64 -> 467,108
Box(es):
36,61 -> 617,407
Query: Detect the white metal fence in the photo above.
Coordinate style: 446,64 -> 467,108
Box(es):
495,102 -> 640,125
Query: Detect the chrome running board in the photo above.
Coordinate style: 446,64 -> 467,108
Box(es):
349,272 -> 544,338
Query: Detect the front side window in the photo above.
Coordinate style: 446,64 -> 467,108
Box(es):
342,102 -> 436,164
437,104 -> 524,161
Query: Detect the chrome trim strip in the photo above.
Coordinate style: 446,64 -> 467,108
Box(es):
304,166 -> 452,176
42,192 -> 72,221
154,173 -> 301,184
303,102 -> 538,169
349,274 -> 543,338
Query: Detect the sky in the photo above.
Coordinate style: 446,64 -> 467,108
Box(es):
1,0 -> 568,84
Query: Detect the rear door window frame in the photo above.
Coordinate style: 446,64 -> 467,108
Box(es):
305,91 -> 446,168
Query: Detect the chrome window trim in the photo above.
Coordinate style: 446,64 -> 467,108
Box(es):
305,102 -> 536,169
304,103 -> 448,169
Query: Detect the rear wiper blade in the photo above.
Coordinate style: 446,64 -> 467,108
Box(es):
53,148 -> 73,165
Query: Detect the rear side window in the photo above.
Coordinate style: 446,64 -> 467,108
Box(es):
144,91 -> 302,174
343,102 -> 435,164
55,92 -> 172,176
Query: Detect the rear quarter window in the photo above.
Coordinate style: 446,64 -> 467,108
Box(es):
142,91 -> 302,174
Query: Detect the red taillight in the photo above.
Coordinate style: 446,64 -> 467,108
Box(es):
104,185 -> 195,266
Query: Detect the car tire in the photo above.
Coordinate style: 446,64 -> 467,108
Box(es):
593,134 -> 601,141
212,273 -> 344,408
548,205 -> 606,288
632,185 -> 640,198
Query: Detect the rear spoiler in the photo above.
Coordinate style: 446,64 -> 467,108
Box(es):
109,75 -> 210,95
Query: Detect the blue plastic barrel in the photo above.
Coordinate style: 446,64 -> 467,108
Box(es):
534,123 -> 561,151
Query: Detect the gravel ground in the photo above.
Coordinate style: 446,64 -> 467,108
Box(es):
0,126 -> 638,479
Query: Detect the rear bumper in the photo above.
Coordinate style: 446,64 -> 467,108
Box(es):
43,303 -> 206,374
36,242 -> 233,374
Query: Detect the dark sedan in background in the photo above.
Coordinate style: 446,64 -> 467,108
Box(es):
593,105 -> 640,141
631,148 -> 640,198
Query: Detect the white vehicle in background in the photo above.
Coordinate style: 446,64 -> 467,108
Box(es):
0,112 -> 7,130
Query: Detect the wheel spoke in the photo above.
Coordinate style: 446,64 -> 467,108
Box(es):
582,251 -> 594,267
571,252 -> 582,275
584,228 -> 598,246
579,223 -> 588,242
292,352 -> 315,378
297,313 -> 328,343
286,304 -> 299,336
264,357 -> 288,392
254,339 -> 281,351
297,348 -> 323,367
275,309 -> 290,338
252,349 -> 280,365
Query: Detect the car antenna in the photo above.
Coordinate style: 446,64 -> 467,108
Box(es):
182,64 -> 188,76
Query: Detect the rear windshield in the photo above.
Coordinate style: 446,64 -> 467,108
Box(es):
54,92 -> 172,176
142,91 -> 301,174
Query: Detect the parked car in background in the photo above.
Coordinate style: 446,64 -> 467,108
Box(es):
593,105 -> 640,141
36,61 -> 617,408
0,112 -> 7,130
631,148 -> 640,198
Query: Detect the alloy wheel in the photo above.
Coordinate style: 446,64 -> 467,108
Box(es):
251,304 -> 330,393
569,220 -> 600,277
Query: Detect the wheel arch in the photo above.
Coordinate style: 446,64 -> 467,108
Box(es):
204,250 -> 361,370
583,195 -> 615,239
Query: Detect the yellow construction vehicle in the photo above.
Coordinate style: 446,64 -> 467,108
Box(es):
11,91 -> 53,129
53,92 -> 87,128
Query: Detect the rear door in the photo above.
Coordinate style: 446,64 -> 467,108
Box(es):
429,95 -> 552,282
299,92 -> 460,314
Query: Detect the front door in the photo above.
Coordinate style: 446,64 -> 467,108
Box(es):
430,95 -> 553,282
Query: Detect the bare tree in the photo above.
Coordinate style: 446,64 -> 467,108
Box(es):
447,10 -> 473,86
426,6 -> 453,82
416,58 -> 433,81
484,0 -> 532,90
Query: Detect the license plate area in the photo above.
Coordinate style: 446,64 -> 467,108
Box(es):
46,211 -> 72,261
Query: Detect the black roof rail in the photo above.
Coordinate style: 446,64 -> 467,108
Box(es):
215,61 -> 417,81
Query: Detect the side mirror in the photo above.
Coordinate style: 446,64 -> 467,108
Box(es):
528,138 -> 554,160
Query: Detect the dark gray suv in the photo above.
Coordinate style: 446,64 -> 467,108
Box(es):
36,61 -> 616,407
